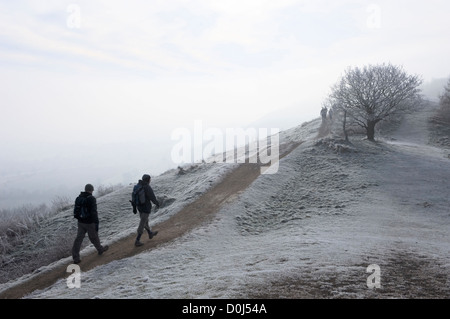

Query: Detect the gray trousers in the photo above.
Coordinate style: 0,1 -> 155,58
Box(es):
137,212 -> 152,235
72,222 -> 104,261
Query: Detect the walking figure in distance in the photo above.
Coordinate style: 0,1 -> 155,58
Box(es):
321,107 -> 328,123
131,174 -> 160,247
328,107 -> 333,121
72,184 -> 109,264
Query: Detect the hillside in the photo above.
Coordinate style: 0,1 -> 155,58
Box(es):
1,102 -> 449,299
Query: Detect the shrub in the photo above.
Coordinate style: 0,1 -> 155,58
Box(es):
96,183 -> 123,197
438,78 -> 450,122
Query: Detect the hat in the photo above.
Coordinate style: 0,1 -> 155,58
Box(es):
142,174 -> 151,182
85,184 -> 94,192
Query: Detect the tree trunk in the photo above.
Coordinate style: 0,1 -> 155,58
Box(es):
366,120 -> 376,141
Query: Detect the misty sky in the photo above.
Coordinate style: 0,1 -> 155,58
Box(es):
1,0 -> 450,209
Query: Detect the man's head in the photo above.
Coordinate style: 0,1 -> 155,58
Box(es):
85,184 -> 94,193
142,174 -> 151,183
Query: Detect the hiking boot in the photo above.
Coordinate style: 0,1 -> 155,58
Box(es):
149,230 -> 158,239
73,259 -> 81,264
98,245 -> 109,255
135,240 -> 144,247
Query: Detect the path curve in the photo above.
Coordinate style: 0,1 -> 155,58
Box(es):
0,142 -> 301,299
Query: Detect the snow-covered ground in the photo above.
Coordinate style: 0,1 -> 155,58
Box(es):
1,105 -> 449,299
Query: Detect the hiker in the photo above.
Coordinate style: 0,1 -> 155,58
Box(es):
72,184 -> 109,264
131,174 -> 160,247
328,107 -> 333,121
321,107 -> 328,123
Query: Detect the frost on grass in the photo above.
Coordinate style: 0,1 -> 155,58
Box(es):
314,137 -> 358,154
0,162 -> 234,287
4,109 -> 450,299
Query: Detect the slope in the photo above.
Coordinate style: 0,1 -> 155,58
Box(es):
0,136 -> 304,299
2,107 -> 450,299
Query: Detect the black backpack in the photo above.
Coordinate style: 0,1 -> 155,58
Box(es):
73,196 -> 91,220
132,184 -> 146,206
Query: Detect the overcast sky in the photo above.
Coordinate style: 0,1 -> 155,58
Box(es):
1,0 -> 450,208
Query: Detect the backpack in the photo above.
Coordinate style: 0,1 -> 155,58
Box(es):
73,196 -> 91,220
132,184 -> 146,206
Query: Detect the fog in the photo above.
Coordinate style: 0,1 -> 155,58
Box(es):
1,0 -> 450,209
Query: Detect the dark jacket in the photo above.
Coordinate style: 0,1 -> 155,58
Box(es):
75,191 -> 99,224
136,179 -> 160,214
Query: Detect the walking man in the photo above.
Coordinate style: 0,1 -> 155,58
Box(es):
321,106 -> 328,123
72,184 -> 109,264
131,174 -> 160,247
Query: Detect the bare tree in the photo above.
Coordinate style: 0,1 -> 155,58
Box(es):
327,63 -> 423,141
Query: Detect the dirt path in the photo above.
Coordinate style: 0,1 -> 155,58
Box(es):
0,142 -> 301,299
